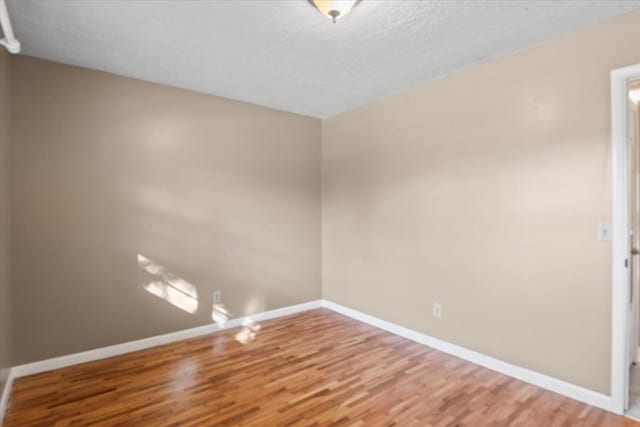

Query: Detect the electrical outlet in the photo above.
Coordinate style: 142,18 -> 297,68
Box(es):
213,291 -> 221,304
433,303 -> 442,319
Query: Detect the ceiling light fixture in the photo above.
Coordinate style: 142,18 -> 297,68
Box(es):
309,0 -> 360,23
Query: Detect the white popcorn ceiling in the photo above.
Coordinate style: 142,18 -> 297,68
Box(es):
7,0 -> 640,118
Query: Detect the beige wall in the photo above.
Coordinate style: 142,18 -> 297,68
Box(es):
0,50 -> 11,390
322,10 -> 640,394
8,9 -> 640,395
10,56 -> 321,364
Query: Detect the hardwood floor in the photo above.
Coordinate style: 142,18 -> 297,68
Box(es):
4,308 -> 638,426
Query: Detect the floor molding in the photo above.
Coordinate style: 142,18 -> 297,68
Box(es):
10,300 -> 323,379
0,368 -> 15,425
320,299 -> 615,414
628,413 -> 640,423
1,298 -> 618,419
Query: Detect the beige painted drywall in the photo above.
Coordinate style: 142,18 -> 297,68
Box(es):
0,50 -> 11,390
10,56 -> 321,364
8,8 -> 640,396
322,10 -> 640,395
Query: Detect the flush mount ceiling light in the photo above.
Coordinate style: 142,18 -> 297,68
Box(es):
309,0 -> 360,23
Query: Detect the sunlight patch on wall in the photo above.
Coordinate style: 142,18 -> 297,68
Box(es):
212,303 -> 230,327
138,254 -> 198,314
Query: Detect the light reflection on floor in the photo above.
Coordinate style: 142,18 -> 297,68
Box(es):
235,319 -> 261,344
211,304 -> 261,344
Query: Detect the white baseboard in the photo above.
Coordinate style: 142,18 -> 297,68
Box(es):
0,298 -> 618,420
320,299 -> 616,414
11,300 -> 323,379
627,412 -> 640,423
0,368 -> 15,425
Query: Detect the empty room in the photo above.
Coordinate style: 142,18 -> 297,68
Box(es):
3,0 -> 640,425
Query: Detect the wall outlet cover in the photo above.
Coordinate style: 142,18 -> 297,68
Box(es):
433,303 -> 442,319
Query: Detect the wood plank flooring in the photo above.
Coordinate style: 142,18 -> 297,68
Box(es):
4,309 -> 638,426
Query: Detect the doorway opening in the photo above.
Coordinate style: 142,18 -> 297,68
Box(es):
611,64 -> 640,417
627,78 -> 640,420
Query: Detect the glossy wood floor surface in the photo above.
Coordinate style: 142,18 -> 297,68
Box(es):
4,309 -> 638,426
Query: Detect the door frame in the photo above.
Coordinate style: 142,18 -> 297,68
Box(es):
611,63 -> 640,415
630,97 -> 640,370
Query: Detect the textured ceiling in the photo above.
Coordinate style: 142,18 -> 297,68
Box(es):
7,0 -> 640,118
